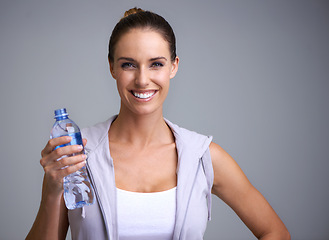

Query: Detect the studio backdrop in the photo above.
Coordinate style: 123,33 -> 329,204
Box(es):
0,0 -> 328,239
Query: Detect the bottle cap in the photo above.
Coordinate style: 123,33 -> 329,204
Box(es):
54,108 -> 68,119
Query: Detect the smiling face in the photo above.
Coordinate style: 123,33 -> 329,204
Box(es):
110,28 -> 179,116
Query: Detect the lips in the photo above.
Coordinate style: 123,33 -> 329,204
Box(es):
131,90 -> 157,99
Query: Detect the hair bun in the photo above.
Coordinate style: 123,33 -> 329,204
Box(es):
124,7 -> 145,18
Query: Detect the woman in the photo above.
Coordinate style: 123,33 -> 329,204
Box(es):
26,8 -> 290,240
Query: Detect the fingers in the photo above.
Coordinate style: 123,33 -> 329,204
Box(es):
57,155 -> 87,178
41,136 -> 72,157
41,154 -> 87,196
49,153 -> 87,177
39,136 -> 89,196
40,137 -> 88,178
41,149 -> 87,194
42,136 -> 87,157
53,144 -> 84,159
40,144 -> 83,167
52,150 -> 86,169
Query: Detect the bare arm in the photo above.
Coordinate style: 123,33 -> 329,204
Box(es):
209,142 -> 290,239
26,189 -> 69,240
26,136 -> 87,240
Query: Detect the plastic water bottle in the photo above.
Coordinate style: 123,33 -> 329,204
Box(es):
50,108 -> 94,210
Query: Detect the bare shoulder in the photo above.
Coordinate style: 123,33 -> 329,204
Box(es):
209,142 -> 232,165
209,142 -> 251,198
209,141 -> 226,160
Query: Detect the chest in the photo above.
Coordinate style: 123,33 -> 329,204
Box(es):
109,142 -> 178,192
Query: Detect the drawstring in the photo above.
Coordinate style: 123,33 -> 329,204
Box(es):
82,206 -> 86,218
207,191 -> 212,221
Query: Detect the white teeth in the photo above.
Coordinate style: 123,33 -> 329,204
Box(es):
133,91 -> 155,99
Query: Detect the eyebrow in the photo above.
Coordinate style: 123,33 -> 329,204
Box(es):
117,57 -> 135,62
150,56 -> 167,61
116,56 -> 168,62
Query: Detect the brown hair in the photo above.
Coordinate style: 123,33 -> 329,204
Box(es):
108,8 -> 177,63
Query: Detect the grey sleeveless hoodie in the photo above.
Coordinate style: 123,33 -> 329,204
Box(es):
68,116 -> 214,240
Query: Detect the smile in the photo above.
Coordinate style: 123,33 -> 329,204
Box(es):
131,90 -> 157,99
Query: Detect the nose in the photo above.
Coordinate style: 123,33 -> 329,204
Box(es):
134,67 -> 149,88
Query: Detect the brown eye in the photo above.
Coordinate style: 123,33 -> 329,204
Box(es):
151,62 -> 164,68
121,62 -> 136,69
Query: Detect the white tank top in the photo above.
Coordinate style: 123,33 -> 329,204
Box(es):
116,187 -> 177,240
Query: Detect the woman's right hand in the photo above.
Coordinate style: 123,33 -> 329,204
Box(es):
40,136 -> 87,197
26,136 -> 87,240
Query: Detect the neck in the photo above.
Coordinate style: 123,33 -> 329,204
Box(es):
109,108 -> 173,147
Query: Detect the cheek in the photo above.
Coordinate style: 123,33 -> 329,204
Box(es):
150,70 -> 171,86
116,71 -> 134,86
115,74 -> 129,97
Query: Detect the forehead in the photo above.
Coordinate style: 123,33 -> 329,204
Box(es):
114,28 -> 170,60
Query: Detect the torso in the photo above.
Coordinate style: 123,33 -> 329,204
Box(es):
69,116 -> 213,240
109,136 -> 177,193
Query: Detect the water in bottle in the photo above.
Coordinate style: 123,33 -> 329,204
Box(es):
50,108 -> 95,210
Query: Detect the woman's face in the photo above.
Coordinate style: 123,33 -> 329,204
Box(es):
110,28 -> 179,116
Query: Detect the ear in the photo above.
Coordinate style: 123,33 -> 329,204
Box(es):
170,56 -> 179,79
109,58 -> 116,79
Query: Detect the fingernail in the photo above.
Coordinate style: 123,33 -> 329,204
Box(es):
77,145 -> 83,150
81,154 -> 87,160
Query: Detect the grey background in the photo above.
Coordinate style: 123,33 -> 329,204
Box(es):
0,0 -> 328,239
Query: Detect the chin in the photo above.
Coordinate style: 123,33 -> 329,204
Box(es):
127,105 -> 163,117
